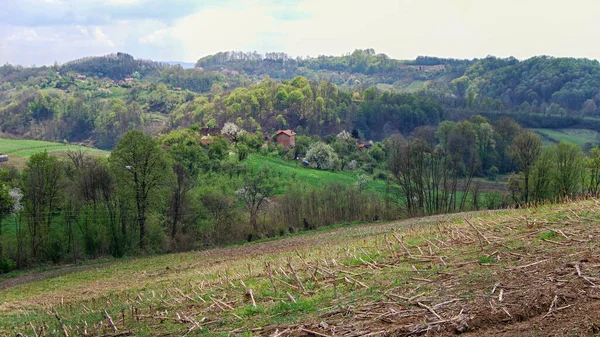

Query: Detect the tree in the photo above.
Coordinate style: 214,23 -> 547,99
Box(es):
22,151 -> 64,258
110,131 -> 172,249
336,130 -> 352,141
582,99 -> 598,116
333,137 -> 358,170
66,151 -> 119,257
510,131 -> 542,204
586,147 -> 600,195
0,179 -> 14,257
163,131 -> 206,241
306,141 -> 338,170
221,122 -> 244,142
531,148 -> 555,202
553,142 -> 585,198
236,168 -> 276,233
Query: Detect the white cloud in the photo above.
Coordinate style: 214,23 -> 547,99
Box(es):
139,3 -> 277,61
94,27 -> 115,47
3,0 -> 600,65
103,0 -> 146,6
270,0 -> 600,60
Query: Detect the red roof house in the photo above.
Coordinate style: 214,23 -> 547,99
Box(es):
275,130 -> 296,149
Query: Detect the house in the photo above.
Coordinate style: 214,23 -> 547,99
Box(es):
0,155 -> 8,163
124,78 -> 134,83
200,136 -> 215,145
76,74 -> 87,80
275,129 -> 296,149
174,87 -> 182,91
199,127 -> 222,136
359,140 -> 374,149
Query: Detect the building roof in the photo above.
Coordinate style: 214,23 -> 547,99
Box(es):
199,127 -> 221,136
276,129 -> 296,137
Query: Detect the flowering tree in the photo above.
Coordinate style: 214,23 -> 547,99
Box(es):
221,122 -> 244,142
306,141 -> 338,170
336,130 -> 352,141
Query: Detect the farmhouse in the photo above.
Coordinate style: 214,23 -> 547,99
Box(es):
199,127 -> 221,136
200,136 -> 215,145
275,129 -> 296,149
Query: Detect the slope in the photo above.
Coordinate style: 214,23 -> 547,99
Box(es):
0,138 -> 108,169
1,200 -> 599,336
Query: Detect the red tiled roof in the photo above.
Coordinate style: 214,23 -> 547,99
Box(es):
276,130 -> 296,136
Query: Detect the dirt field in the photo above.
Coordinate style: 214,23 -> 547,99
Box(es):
1,202 -> 599,336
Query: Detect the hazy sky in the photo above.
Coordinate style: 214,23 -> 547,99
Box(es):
2,0 -> 600,66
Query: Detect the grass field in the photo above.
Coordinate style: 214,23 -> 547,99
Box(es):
1,200 -> 598,336
244,155 -> 506,198
0,138 -> 109,169
534,128 -> 600,147
244,155 -> 389,196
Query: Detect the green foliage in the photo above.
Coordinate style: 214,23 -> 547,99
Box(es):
0,256 -> 16,273
487,166 -> 499,181
306,141 -> 338,170
538,230 -> 557,240
62,52 -> 164,80
464,56 -> 600,112
477,256 -> 496,264
110,130 -> 173,249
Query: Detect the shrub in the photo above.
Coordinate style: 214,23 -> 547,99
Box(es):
0,256 -> 16,273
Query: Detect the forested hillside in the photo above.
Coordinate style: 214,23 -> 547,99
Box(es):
3,50 -> 600,149
2,50 -> 600,272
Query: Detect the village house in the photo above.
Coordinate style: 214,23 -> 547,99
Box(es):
75,74 -> 87,80
359,140 -> 374,149
199,127 -> 221,136
200,136 -> 214,145
124,78 -> 135,83
275,129 -> 296,149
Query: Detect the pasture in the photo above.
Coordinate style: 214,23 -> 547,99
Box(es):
534,128 -> 600,147
0,138 -> 108,168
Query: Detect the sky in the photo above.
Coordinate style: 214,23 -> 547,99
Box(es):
2,0 -> 600,66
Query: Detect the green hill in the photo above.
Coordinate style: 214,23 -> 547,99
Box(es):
244,155 -> 388,196
0,138 -> 108,168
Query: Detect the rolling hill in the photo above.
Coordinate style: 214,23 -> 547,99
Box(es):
0,138 -> 108,168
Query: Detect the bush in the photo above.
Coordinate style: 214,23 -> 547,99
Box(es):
487,166 -> 499,181
0,256 -> 16,273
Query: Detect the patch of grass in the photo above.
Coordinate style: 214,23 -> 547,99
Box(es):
0,138 -> 108,170
244,154 -> 388,197
533,128 -> 600,147
478,256 -> 497,264
538,230 -> 557,240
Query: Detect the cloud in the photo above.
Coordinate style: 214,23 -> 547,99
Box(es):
2,0 -> 600,65
0,0 -> 215,27
139,3 -> 278,61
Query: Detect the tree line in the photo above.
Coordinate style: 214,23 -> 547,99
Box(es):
2,114 -> 599,273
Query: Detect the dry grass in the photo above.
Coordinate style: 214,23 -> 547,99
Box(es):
1,201 -> 599,336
